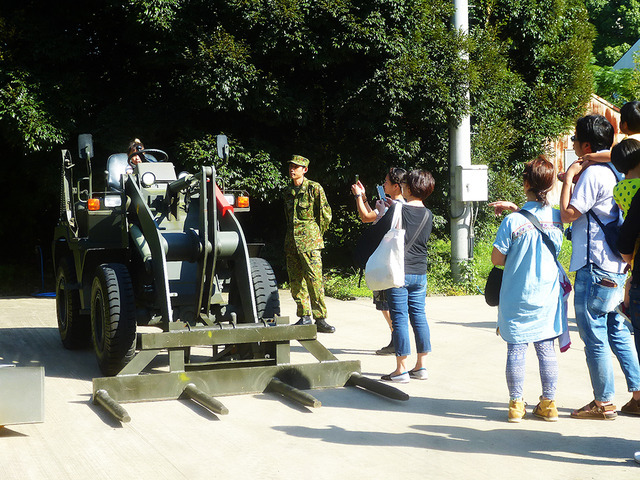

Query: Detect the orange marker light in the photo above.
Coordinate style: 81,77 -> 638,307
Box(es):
236,196 -> 249,208
88,198 -> 101,211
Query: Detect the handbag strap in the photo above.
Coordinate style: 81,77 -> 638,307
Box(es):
405,209 -> 430,250
390,202 -> 403,230
517,209 -> 558,259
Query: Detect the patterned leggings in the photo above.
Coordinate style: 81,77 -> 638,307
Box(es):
506,339 -> 558,401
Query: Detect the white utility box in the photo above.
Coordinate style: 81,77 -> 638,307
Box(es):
457,165 -> 488,202
0,365 -> 45,426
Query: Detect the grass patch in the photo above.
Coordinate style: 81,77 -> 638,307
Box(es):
324,268 -> 373,300
321,229 -> 574,300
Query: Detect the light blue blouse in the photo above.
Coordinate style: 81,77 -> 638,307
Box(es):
493,202 -> 565,344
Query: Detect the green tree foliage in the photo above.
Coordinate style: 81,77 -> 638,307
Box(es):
592,53 -> 640,107
0,0 -> 468,275
585,0 -> 640,66
0,0 -> 596,291
469,0 -> 594,234
470,0 -> 594,169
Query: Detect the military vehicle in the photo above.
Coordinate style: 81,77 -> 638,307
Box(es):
52,134 -> 406,422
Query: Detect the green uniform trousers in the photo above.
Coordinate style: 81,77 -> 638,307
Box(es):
285,248 -> 327,319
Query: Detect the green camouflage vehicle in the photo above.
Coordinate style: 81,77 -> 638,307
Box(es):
52,135 -> 402,421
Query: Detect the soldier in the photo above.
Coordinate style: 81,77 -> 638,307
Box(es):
284,155 -> 334,333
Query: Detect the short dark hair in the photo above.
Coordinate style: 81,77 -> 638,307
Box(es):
387,167 -> 407,185
620,101 -> 640,133
611,138 -> 640,175
405,169 -> 434,200
522,155 -> 555,206
574,115 -> 614,153
128,138 -> 144,155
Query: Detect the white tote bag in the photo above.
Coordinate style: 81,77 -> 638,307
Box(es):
365,204 -> 405,290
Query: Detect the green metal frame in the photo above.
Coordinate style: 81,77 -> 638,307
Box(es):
92,321 -> 361,404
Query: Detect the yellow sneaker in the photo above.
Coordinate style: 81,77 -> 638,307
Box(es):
508,399 -> 526,423
533,396 -> 558,422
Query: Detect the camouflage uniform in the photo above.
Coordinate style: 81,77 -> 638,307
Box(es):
284,170 -> 332,320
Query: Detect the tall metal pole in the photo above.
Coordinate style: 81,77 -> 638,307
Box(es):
449,0 -> 472,282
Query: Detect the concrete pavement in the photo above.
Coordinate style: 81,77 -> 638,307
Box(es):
0,292 -> 639,479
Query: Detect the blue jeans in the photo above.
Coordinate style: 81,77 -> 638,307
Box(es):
386,274 -> 431,357
630,285 -> 640,359
574,264 -> 640,402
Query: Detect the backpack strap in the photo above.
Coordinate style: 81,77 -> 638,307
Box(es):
585,163 -> 623,261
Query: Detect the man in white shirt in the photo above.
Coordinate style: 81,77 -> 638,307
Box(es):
560,114 -> 640,419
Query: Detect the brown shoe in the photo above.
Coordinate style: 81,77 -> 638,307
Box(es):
533,397 -> 558,422
571,400 -> 617,420
621,398 -> 640,416
508,399 -> 526,423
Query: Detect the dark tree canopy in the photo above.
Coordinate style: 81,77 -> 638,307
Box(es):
0,0 -> 595,292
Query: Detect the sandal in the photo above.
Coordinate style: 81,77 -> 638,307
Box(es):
570,400 -> 617,420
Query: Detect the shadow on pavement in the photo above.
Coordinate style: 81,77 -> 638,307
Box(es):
273,405 -> 636,467
0,327 -> 99,380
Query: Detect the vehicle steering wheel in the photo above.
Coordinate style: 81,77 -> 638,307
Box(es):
127,148 -> 169,164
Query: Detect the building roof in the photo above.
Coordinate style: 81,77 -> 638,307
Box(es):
613,38 -> 640,70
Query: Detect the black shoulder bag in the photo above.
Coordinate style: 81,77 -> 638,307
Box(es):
484,266 -> 503,307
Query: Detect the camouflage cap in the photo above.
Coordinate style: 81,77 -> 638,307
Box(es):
289,155 -> 310,167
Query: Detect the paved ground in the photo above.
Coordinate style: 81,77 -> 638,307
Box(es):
0,292 -> 639,479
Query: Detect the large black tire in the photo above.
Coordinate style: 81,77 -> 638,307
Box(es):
90,263 -> 136,376
56,257 -> 90,349
250,257 -> 280,320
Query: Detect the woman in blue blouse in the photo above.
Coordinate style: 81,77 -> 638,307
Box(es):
491,156 -> 565,423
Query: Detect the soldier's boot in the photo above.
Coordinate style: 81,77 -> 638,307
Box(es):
294,315 -> 312,326
315,318 -> 335,334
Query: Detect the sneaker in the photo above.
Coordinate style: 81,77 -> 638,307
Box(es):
508,399 -> 526,423
634,451 -> 640,465
381,372 -> 409,384
621,397 -> 640,416
376,341 -> 395,356
571,400 -> 617,420
616,302 -> 631,322
532,396 -> 558,422
408,368 -> 428,380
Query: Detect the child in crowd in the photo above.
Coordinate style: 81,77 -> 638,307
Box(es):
610,138 -> 640,319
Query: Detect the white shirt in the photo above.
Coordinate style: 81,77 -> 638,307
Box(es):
568,163 -> 625,273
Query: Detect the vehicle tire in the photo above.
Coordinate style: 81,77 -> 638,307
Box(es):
56,258 -> 90,349
90,263 -> 136,376
250,257 -> 280,320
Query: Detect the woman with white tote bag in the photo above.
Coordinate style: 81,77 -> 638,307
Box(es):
365,170 -> 434,383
